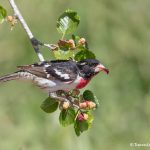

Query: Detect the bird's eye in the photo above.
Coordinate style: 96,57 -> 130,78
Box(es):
89,63 -> 95,66
89,63 -> 97,67
94,63 -> 98,66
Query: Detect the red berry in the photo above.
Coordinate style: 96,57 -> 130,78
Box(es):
77,113 -> 84,121
77,113 -> 88,121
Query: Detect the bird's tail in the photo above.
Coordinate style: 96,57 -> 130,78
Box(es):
0,72 -> 20,83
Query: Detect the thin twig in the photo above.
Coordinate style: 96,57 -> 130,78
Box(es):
8,0 -> 45,62
52,91 -> 80,109
44,44 -> 59,50
8,1 -> 81,106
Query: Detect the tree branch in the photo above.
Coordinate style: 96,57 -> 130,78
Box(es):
49,92 -> 80,109
8,0 -> 45,62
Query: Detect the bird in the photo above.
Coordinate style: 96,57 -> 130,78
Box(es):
0,59 -> 109,93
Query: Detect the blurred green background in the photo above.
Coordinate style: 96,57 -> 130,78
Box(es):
0,0 -> 150,150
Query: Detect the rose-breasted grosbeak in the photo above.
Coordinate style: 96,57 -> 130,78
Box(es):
0,59 -> 109,93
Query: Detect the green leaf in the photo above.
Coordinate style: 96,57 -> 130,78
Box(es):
79,120 -> 89,132
83,90 -> 94,101
57,9 -> 80,37
74,112 -> 94,136
0,5 -> 7,24
74,120 -> 89,136
74,123 -> 81,136
53,49 -> 74,60
72,34 -> 80,45
75,49 -> 95,61
86,111 -> 94,127
40,97 -> 58,113
83,90 -> 99,107
72,35 -> 80,41
59,108 -> 76,127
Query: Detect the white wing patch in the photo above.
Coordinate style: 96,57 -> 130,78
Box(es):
54,69 -> 70,80
46,74 -> 50,78
44,64 -> 51,67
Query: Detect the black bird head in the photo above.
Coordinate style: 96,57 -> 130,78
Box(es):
77,59 -> 109,79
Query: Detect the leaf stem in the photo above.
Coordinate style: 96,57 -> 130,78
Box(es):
61,32 -> 66,40
74,109 -> 80,121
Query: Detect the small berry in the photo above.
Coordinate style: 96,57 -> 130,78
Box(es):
87,101 -> 96,109
79,102 -> 87,108
83,113 -> 88,120
6,16 -> 13,22
78,38 -> 86,45
77,113 -> 88,121
68,39 -> 75,49
62,101 -> 70,109
77,113 -> 84,121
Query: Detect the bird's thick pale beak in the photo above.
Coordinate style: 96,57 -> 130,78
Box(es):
94,64 -> 109,74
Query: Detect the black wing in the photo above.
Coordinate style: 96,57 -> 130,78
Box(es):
17,60 -> 79,83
